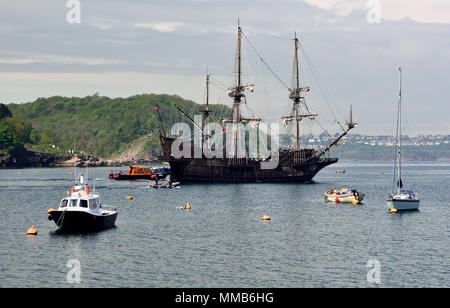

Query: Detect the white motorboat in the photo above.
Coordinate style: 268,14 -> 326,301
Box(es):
48,173 -> 118,232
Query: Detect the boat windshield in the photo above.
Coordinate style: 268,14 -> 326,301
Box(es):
69,199 -> 78,207
80,200 -> 88,208
88,199 -> 97,209
60,199 -> 68,208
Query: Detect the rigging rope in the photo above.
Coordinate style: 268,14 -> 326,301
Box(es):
241,31 -> 290,91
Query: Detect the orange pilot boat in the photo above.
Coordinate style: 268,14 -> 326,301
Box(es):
108,165 -> 170,181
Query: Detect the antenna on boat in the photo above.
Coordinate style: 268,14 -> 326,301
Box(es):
73,138 -> 77,184
93,178 -> 103,195
85,164 -> 89,185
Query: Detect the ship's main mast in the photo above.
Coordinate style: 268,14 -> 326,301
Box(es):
282,33 -> 317,151
225,22 -> 257,157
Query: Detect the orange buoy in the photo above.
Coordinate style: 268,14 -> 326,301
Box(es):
26,225 -> 37,235
126,196 -> 133,200
184,203 -> 191,210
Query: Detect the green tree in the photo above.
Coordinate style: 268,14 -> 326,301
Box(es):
0,104 -> 12,120
0,122 -> 17,152
40,127 -> 61,145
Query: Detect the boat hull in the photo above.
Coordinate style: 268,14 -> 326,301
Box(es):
110,174 -> 168,180
325,194 -> 363,204
387,199 -> 420,211
166,157 -> 336,183
49,210 -> 118,233
159,135 -> 339,183
149,182 -> 180,189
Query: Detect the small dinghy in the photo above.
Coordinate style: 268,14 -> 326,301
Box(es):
48,173 -> 118,233
149,181 -> 181,189
325,188 -> 364,204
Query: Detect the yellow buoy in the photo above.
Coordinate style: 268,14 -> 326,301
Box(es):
262,215 -> 271,221
26,226 -> 37,235
184,203 -> 191,210
48,208 -> 55,214
390,208 -> 398,214
126,196 -> 133,200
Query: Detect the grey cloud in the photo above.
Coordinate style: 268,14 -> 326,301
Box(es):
0,0 -> 449,134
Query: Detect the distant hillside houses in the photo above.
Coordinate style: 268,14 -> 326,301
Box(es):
347,134 -> 449,146
285,134 -> 450,148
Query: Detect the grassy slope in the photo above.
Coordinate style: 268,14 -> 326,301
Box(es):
8,94 -> 230,159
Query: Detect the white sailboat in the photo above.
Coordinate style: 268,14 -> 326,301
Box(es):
387,68 -> 420,211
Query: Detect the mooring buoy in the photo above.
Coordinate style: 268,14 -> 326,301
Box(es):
26,225 -> 37,235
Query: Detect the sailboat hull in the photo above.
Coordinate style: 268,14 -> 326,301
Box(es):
387,199 -> 420,211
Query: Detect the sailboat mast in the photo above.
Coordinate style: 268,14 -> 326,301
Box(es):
397,67 -> 403,194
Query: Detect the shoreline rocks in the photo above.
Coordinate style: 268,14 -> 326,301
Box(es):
1,151 -> 160,168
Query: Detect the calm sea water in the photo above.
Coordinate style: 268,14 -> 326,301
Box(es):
0,162 -> 448,288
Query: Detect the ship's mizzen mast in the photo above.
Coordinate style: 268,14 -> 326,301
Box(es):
282,33 -> 317,151
202,72 -> 211,143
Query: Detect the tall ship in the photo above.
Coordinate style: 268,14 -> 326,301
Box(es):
158,24 -> 357,183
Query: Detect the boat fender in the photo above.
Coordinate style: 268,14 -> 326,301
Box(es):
335,198 -> 340,203
47,208 -> 55,220
71,186 -> 76,193
85,185 -> 90,195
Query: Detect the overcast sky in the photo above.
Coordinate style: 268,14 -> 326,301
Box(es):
0,0 -> 449,135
